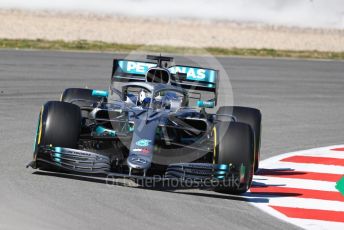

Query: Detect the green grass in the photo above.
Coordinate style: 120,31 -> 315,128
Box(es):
1,38 -> 343,60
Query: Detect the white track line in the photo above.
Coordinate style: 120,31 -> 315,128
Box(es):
252,176 -> 338,192
264,197 -> 344,212
259,161 -> 344,175
301,150 -> 344,159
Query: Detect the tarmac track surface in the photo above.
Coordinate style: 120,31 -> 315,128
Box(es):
0,50 -> 343,230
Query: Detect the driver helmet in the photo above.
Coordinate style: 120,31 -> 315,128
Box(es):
139,90 -> 146,103
139,90 -> 151,107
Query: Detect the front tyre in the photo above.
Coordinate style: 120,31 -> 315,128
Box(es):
213,121 -> 254,194
33,101 -> 81,169
217,106 -> 261,173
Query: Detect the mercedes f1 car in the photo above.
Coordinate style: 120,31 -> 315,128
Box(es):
28,55 -> 261,194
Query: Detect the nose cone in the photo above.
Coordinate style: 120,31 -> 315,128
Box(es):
127,154 -> 151,170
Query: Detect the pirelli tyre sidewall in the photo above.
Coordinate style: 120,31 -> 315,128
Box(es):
214,121 -> 254,194
216,106 -> 261,173
34,101 -> 81,167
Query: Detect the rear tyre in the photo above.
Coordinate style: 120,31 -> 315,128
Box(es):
217,106 -> 261,173
33,101 -> 81,169
214,121 -> 254,194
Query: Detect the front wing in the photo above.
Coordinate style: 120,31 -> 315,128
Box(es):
28,146 -> 242,188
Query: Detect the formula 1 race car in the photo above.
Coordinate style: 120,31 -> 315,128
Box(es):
28,55 -> 261,194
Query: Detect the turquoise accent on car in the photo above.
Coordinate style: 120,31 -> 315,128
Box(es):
208,70 -> 216,83
136,139 -> 152,147
118,60 -> 157,74
54,158 -> 61,163
118,60 -> 124,69
115,61 -> 217,85
92,90 -> 108,97
95,126 -> 116,137
214,164 -> 229,178
218,164 -> 228,170
169,66 -> 216,83
53,147 -> 62,163
197,100 -> 215,108
215,175 -> 225,179
55,147 -> 62,152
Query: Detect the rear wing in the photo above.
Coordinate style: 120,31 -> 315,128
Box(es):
111,59 -> 219,105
